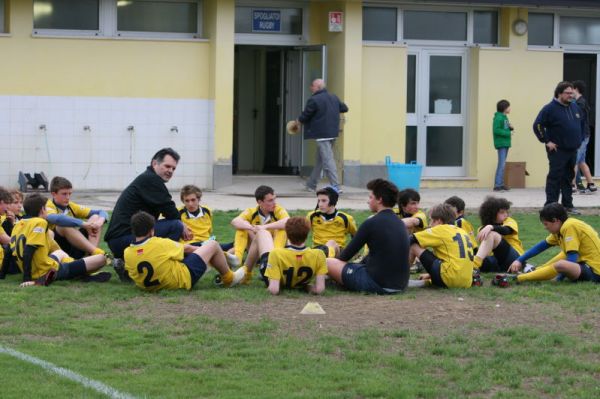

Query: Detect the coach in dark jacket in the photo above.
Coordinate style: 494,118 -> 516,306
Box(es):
297,79 -> 348,192
533,81 -> 584,211
105,148 -> 190,267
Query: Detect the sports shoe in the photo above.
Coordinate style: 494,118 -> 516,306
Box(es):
493,186 -> 504,192
577,182 -> 587,194
566,207 -> 582,215
304,185 -> 316,192
215,267 -> 246,288
81,271 -> 112,283
225,252 -> 240,268
587,183 -> 597,192
113,258 -> 133,283
472,270 -> 483,287
34,268 -> 57,286
492,274 -> 511,288
523,263 -> 536,273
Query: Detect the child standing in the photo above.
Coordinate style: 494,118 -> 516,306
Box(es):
493,100 -> 513,191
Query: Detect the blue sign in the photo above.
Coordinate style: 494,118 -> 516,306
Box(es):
252,9 -> 281,32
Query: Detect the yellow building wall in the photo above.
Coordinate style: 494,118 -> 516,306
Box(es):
361,45 -> 406,164
0,0 -> 210,99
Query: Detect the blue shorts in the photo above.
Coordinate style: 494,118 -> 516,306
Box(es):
341,263 -> 400,295
578,263 -> 600,283
419,250 -> 447,288
182,253 -> 207,286
479,239 -> 520,272
55,258 -> 87,280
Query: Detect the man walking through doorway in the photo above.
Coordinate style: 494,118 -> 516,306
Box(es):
296,79 -> 348,193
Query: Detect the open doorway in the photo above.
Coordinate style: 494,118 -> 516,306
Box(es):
564,53 -> 596,174
233,45 -> 325,175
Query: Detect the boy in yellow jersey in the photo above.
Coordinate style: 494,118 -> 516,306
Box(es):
46,176 -> 108,258
178,185 -> 237,264
473,196 -> 524,272
409,204 -> 474,288
0,187 -> 14,276
238,216 -> 326,295
125,211 -> 245,292
1,194 -> 109,286
307,187 -> 357,258
444,196 -> 477,251
505,203 -> 600,283
397,189 -> 428,233
231,185 -> 289,282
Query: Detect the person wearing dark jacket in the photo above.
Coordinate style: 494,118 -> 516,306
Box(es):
533,81 -> 584,212
105,148 -> 191,280
297,79 -> 348,192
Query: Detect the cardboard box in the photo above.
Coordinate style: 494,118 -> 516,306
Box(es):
504,162 -> 528,188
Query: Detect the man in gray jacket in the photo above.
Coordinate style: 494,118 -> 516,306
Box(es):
297,79 -> 348,193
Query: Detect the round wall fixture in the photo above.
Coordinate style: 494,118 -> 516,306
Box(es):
513,19 -> 528,36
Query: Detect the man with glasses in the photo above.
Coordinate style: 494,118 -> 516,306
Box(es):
533,81 -> 584,214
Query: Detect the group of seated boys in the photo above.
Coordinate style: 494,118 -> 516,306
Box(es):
1,175 -> 599,294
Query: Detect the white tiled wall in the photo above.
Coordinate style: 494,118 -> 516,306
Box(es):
0,95 -> 215,190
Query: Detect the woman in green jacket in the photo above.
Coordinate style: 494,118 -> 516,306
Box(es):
493,100 -> 513,191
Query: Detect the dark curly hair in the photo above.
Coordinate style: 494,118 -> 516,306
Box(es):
479,196 -> 511,226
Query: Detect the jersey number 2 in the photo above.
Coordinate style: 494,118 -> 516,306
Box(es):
137,261 -> 160,287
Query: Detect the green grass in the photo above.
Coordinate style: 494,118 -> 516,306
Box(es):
1,211 -> 599,398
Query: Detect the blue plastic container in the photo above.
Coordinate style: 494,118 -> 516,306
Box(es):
385,156 -> 423,190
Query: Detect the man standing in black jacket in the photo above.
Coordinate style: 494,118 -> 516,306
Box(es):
105,148 -> 191,278
297,79 -> 348,193
533,81 -> 584,213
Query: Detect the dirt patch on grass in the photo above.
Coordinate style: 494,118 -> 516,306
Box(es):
114,290 -> 599,338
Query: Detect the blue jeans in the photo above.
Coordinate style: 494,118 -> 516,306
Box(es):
575,136 -> 590,185
494,147 -> 509,188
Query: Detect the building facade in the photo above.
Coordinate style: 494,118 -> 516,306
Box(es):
1,0 -> 599,190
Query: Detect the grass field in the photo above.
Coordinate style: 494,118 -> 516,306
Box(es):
1,210 -> 599,398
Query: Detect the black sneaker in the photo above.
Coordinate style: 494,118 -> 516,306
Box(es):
587,183 -> 597,192
34,269 -> 57,286
81,272 -> 112,283
113,258 -> 133,283
493,186 -> 503,192
566,207 -> 582,215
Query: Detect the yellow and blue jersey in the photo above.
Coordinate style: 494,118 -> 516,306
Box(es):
45,199 -> 91,230
456,216 -> 477,250
545,218 -> 600,274
10,217 -> 60,280
264,246 -> 327,289
307,209 -> 357,247
395,207 -> 428,233
179,206 -> 213,244
124,236 -> 192,292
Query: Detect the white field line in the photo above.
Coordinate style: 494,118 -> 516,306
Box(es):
0,345 -> 137,399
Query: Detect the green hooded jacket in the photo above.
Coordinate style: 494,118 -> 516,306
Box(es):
493,112 -> 511,149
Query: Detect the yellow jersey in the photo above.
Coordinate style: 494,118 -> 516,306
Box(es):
238,204 -> 289,226
545,218 -> 600,274
179,206 -> 213,244
124,236 -> 192,291
395,207 -> 428,233
264,246 -> 327,289
414,224 -> 474,288
45,199 -> 91,230
10,217 -> 59,280
307,209 -> 357,247
456,216 -> 477,249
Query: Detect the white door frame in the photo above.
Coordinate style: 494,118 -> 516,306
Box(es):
407,47 -> 468,177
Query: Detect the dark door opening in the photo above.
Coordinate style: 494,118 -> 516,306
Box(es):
564,53 -> 596,174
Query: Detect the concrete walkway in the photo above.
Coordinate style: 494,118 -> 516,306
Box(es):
68,175 -> 600,212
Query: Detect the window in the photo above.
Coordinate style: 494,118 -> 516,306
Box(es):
362,7 -> 397,41
404,11 -> 467,41
474,11 -> 498,44
528,13 -> 554,46
33,0 -> 100,31
235,7 -> 302,35
33,0 -> 203,39
118,1 -> 199,34
0,0 -> 5,33
560,16 -> 600,45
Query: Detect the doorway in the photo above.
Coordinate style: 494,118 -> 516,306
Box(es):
406,48 -> 468,177
564,53 -> 597,174
233,45 -> 325,175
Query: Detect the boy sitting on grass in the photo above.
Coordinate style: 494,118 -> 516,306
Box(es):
238,216 -> 326,295
124,211 -> 245,292
444,196 -> 477,252
46,176 -> 108,258
397,188 -> 428,233
0,194 -> 109,286
505,203 -> 600,284
307,186 -> 357,258
409,204 -> 474,288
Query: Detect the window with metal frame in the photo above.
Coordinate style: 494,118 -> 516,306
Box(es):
0,0 -> 6,33
528,13 -> 554,46
560,16 -> 600,45
474,10 -> 498,44
362,6 -> 397,41
404,10 -> 467,41
33,0 -> 203,39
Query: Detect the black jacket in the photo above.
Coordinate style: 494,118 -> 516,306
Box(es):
104,166 -> 179,241
533,98 -> 584,151
298,89 -> 348,140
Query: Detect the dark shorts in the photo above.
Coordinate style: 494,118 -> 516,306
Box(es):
54,228 -> 87,259
419,250 -> 447,288
182,253 -> 207,286
188,241 -> 234,252
341,263 -> 400,294
55,258 -> 87,280
258,252 -> 270,286
479,239 -> 520,272
578,263 -> 600,283
314,245 -> 335,258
